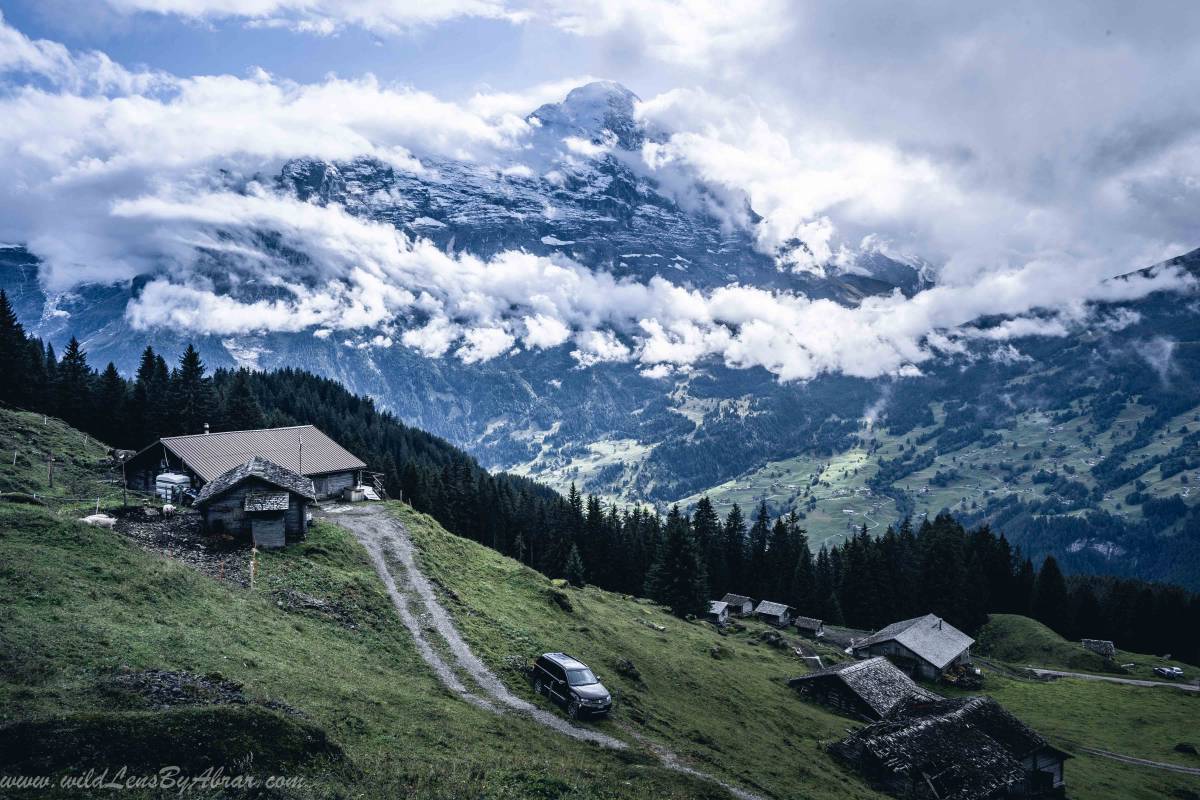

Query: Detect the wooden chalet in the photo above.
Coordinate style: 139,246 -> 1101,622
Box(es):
851,614 -> 973,681
194,457 -> 316,548
788,657 -> 941,721
125,425 -> 367,500
721,593 -> 755,616
794,615 -> 825,637
830,695 -> 1070,799
754,600 -> 793,627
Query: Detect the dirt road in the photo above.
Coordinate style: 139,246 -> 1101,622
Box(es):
1028,668 -> 1200,692
323,504 -> 765,800
1081,748 -> 1200,776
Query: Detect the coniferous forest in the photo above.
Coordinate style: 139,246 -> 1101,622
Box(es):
1,290 -> 1197,663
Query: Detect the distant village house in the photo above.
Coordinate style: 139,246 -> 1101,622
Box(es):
721,594 -> 755,616
125,424 -> 367,501
851,614 -> 974,681
194,457 -> 316,549
754,600 -> 793,627
794,615 -> 824,637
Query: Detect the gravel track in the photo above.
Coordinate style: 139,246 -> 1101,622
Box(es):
323,504 -> 769,799
1028,667 -> 1200,692
1080,748 -> 1200,776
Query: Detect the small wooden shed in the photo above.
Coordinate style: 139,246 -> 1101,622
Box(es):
194,457 -> 316,549
721,593 -> 755,616
754,600 -> 793,627
794,616 -> 825,637
707,601 -> 730,626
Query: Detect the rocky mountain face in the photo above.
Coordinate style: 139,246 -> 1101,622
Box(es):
3,82 -> 1198,587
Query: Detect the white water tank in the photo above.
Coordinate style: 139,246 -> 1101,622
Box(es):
155,472 -> 191,500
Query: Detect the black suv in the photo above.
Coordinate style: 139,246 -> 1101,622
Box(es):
531,653 -> 613,718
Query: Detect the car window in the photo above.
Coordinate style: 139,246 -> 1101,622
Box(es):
565,667 -> 597,686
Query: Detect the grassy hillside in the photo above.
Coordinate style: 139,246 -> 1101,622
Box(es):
399,504 -> 1200,800
977,613 -> 1197,673
0,503 -> 735,799
0,408 -> 127,511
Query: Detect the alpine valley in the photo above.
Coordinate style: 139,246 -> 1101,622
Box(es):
3,82 -> 1199,589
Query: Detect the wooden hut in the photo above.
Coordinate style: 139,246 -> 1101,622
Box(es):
125,424 -> 366,500
788,657 -> 941,721
707,601 -> 730,626
194,457 -> 316,549
830,695 -> 1070,799
754,600 -> 793,627
721,593 -> 755,616
851,614 -> 973,681
794,615 -> 825,637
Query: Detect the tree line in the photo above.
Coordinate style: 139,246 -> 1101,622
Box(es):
1,291 -> 1196,663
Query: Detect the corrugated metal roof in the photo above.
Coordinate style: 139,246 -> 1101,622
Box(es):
161,425 -> 365,483
853,613 -> 975,670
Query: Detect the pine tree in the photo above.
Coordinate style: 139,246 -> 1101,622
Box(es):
721,503 -> 747,591
646,505 -> 708,617
223,368 -> 265,430
0,290 -> 26,407
1032,555 -> 1070,634
170,344 -> 217,436
94,363 -> 128,446
55,337 -> 93,430
691,496 -> 723,592
564,543 -> 586,587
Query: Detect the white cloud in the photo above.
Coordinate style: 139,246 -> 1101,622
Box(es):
104,0 -> 524,34
1,13 -> 1197,386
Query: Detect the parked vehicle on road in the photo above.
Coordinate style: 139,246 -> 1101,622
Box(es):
1153,666 -> 1184,679
531,653 -> 612,718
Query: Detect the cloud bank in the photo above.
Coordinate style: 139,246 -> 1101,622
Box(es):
0,10 -> 1196,383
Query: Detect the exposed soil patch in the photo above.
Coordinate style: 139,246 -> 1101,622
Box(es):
113,507 -> 251,587
102,667 -> 305,718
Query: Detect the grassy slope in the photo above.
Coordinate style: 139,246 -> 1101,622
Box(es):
399,504 -> 878,800
0,503 -> 733,799
398,505 -> 1200,800
976,614 -> 1196,674
967,613 -> 1200,800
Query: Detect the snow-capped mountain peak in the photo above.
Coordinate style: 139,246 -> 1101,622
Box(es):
529,80 -> 643,150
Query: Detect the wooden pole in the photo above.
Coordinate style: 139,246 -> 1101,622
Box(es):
122,459 -> 128,509
47,453 -> 53,488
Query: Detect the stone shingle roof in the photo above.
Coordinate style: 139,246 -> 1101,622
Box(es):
830,696 -> 1066,800
854,614 -> 974,670
789,657 -> 940,718
152,425 -> 365,482
708,601 -> 729,615
794,615 -> 824,630
194,457 -> 317,507
755,600 -> 791,617
721,593 -> 753,607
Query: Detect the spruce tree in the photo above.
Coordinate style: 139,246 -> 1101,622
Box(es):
170,344 -> 217,436
55,337 -> 93,430
1032,555 -> 1070,634
223,368 -> 265,430
0,290 -> 26,407
95,363 -> 128,446
646,505 -> 708,617
691,496 -> 723,592
564,543 -> 586,587
722,503 -> 747,591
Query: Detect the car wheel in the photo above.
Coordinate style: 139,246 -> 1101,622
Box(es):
534,678 -> 545,696
567,698 -> 581,719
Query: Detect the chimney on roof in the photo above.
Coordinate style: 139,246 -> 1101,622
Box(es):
203,422 -> 210,435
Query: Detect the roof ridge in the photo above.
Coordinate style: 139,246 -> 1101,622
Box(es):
163,424 -> 315,440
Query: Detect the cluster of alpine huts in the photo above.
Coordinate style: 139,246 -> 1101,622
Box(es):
709,595 -> 1070,800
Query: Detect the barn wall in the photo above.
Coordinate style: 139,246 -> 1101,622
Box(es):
312,471 -> 355,499
201,477 -> 308,541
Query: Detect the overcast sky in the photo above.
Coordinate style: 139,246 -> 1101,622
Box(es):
0,1 -> 1197,379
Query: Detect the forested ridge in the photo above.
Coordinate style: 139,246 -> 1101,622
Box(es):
1,290 -> 1197,663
